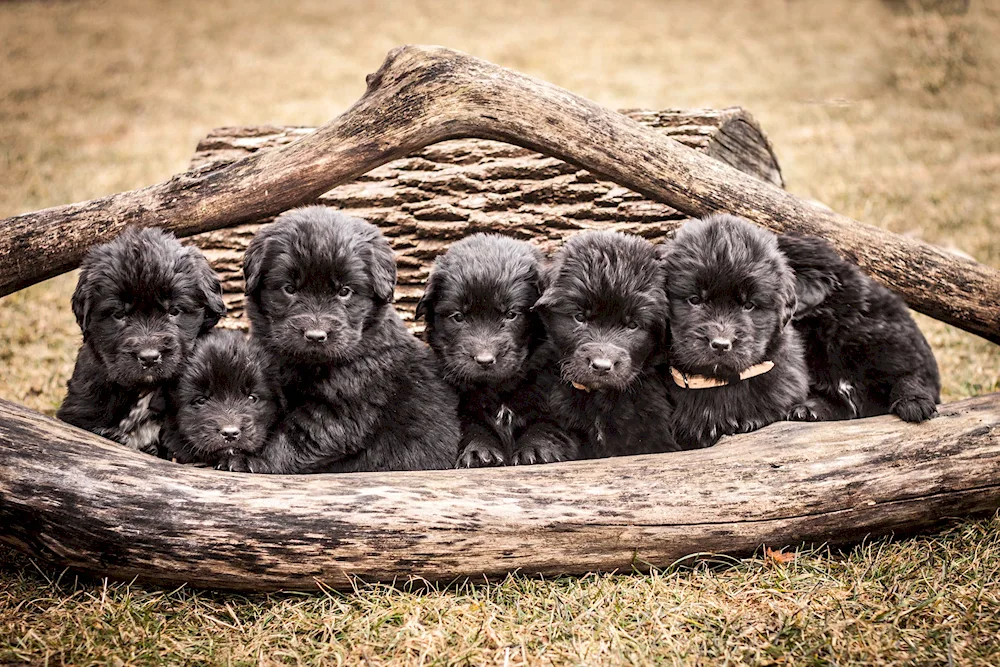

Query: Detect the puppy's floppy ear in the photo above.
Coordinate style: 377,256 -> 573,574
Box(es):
367,232 -> 397,304
243,224 -> 278,302
789,268 -> 838,320
530,258 -> 561,311
70,263 -> 93,333
186,247 -> 226,332
778,271 -> 798,331
415,267 -> 441,321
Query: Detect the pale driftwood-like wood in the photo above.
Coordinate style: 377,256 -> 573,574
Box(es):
0,394 -> 998,591
187,109 -> 783,326
0,46 -> 997,342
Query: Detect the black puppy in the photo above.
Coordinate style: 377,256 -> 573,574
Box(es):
534,230 -> 677,459
661,214 -> 809,449
777,233 -> 940,422
219,206 -> 461,474
57,228 -> 225,453
418,233 -> 576,467
160,329 -> 280,465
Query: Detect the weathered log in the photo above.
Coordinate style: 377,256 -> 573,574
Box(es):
187,109 -> 783,326
0,394 -> 997,591
0,46 -> 996,342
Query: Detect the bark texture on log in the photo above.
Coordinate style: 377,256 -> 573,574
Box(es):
187,109 -> 782,327
1,394 -> 998,591
0,46 -> 996,342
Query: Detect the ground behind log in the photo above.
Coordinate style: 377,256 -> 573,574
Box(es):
1,0 -> 999,664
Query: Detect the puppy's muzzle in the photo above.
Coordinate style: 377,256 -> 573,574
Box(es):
473,351 -> 497,367
137,348 -> 162,368
304,329 -> 328,343
219,425 -> 242,442
579,343 -> 628,376
704,323 -> 739,356
292,315 -> 339,345
710,337 -> 733,353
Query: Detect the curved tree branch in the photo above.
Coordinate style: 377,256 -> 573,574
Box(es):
0,46 -> 996,342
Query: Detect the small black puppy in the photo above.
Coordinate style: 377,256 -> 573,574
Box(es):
220,206 -> 461,474
777,233 -> 940,422
661,214 -> 809,449
418,233 -> 576,467
160,330 -> 280,465
57,227 -> 225,453
534,230 -> 678,459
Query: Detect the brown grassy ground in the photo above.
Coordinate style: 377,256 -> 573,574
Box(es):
1,0 -> 998,664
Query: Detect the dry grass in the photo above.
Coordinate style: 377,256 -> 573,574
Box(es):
3,517 -> 1000,665
1,0 -> 998,663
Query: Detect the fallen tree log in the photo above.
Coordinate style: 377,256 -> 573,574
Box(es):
0,394 -> 997,591
0,46 -> 997,342
187,109 -> 783,326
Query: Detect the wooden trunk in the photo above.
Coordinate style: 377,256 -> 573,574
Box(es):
186,109 -> 782,327
1,394 -> 997,591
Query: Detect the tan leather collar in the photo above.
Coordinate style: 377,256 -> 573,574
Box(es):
669,360 -> 775,389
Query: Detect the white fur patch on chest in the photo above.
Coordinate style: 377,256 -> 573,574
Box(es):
113,392 -> 162,455
838,380 -> 860,418
495,404 -> 514,431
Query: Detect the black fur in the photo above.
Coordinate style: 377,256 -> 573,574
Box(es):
777,233 -> 940,422
418,233 -> 576,466
57,227 -> 225,453
161,329 -> 280,465
661,214 -> 809,449
220,206 -> 461,473
534,230 -> 677,459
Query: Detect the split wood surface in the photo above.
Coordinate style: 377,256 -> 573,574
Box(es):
187,108 -> 781,326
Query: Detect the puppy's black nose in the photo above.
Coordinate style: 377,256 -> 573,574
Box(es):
474,351 -> 496,367
710,337 -> 733,352
589,357 -> 614,373
137,348 -> 162,367
304,329 -> 328,343
220,425 -> 241,442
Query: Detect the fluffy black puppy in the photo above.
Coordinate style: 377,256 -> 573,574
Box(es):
160,330 -> 280,465
418,233 -> 576,467
777,233 -> 940,422
57,228 -> 225,453
220,205 -> 460,473
534,230 -> 677,459
661,214 -> 809,449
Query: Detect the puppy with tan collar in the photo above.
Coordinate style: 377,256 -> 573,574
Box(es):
535,230 -> 678,459
660,214 -> 809,449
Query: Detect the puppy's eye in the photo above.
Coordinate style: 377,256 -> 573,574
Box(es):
191,396 -> 208,407
113,309 -> 127,321
283,284 -> 297,296
338,286 -> 353,299
248,394 -> 259,403
504,309 -> 519,321
687,296 -> 702,306
743,301 -> 756,312
627,321 -> 640,331
574,312 -> 587,323
168,306 -> 182,317
450,312 -> 466,323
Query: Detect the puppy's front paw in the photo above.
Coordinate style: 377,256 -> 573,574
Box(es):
216,454 -> 255,473
511,441 -> 569,466
457,440 -> 505,468
891,396 -> 938,423
787,403 -> 824,422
